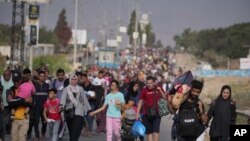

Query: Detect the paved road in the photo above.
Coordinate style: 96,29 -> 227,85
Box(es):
5,116 -> 173,141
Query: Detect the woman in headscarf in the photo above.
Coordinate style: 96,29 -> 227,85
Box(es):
207,85 -> 237,141
60,74 -> 91,141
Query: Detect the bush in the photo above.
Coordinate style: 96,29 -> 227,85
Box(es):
0,54 -> 6,74
203,49 -> 227,68
33,54 -> 71,75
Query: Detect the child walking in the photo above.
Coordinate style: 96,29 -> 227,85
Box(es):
43,88 -> 61,141
90,80 -> 125,141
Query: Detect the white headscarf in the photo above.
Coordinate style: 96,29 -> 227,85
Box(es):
69,74 -> 79,93
67,74 -> 79,107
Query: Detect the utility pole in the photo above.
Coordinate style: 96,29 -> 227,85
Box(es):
73,0 -> 79,68
100,1 -> 107,47
20,2 -> 25,64
113,0 -> 122,67
133,0 -> 139,58
44,4 -> 49,27
10,0 -> 25,68
86,47 -> 88,67
85,42 -> 89,67
117,0 -> 121,53
29,45 -> 33,70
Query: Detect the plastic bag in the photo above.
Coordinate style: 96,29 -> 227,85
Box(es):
196,127 -> 210,141
158,98 -> 169,117
131,120 -> 146,137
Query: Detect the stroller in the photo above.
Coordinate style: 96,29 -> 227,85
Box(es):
121,109 -> 141,141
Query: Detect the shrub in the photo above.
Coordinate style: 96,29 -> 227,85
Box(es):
33,54 -> 71,75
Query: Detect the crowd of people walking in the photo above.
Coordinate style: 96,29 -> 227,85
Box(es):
0,48 -> 238,141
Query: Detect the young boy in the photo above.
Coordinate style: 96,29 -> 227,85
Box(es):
43,88 -> 61,141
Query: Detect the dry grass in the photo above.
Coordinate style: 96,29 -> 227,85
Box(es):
231,83 -> 250,110
199,77 -> 250,110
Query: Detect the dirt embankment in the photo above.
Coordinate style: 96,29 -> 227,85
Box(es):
175,52 -> 250,109
175,52 -> 199,72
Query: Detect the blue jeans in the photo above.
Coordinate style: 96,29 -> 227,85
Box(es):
86,115 -> 93,131
85,104 -> 95,131
48,120 -> 60,141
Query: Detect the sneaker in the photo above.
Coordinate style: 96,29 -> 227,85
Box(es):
81,129 -> 89,136
40,135 -> 46,141
95,128 -> 105,133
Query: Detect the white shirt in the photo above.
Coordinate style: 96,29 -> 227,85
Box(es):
92,77 -> 106,86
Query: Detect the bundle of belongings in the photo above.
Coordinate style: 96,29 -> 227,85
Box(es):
121,109 -> 137,141
169,70 -> 194,111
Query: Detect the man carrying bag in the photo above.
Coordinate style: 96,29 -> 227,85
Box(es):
136,76 -> 166,141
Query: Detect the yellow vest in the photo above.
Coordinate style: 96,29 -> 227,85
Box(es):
14,89 -> 27,120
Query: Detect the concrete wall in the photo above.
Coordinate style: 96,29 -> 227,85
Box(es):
0,46 -> 10,56
0,44 -> 54,59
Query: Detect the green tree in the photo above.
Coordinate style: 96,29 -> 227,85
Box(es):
174,22 -> 250,68
0,54 -> 6,74
0,24 -> 11,45
127,10 -> 137,44
127,11 -> 157,48
54,8 -> 72,53
174,28 -> 198,51
39,27 -> 59,45
145,22 -> 155,47
155,40 -> 163,48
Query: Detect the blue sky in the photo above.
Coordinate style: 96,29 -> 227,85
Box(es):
0,0 -> 250,46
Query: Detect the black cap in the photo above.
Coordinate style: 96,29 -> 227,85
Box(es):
12,71 -> 22,82
23,68 -> 31,74
75,71 -> 83,76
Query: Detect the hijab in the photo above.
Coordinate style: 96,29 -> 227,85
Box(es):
67,74 -> 80,107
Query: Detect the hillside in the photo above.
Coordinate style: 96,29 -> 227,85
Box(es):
175,52 -> 199,72
175,52 -> 250,109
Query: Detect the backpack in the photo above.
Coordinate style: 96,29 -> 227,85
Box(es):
178,101 -> 200,137
52,79 -> 56,89
158,98 -> 169,117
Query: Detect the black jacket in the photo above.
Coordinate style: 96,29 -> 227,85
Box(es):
208,98 -> 237,138
33,81 -> 49,108
7,86 -> 31,108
